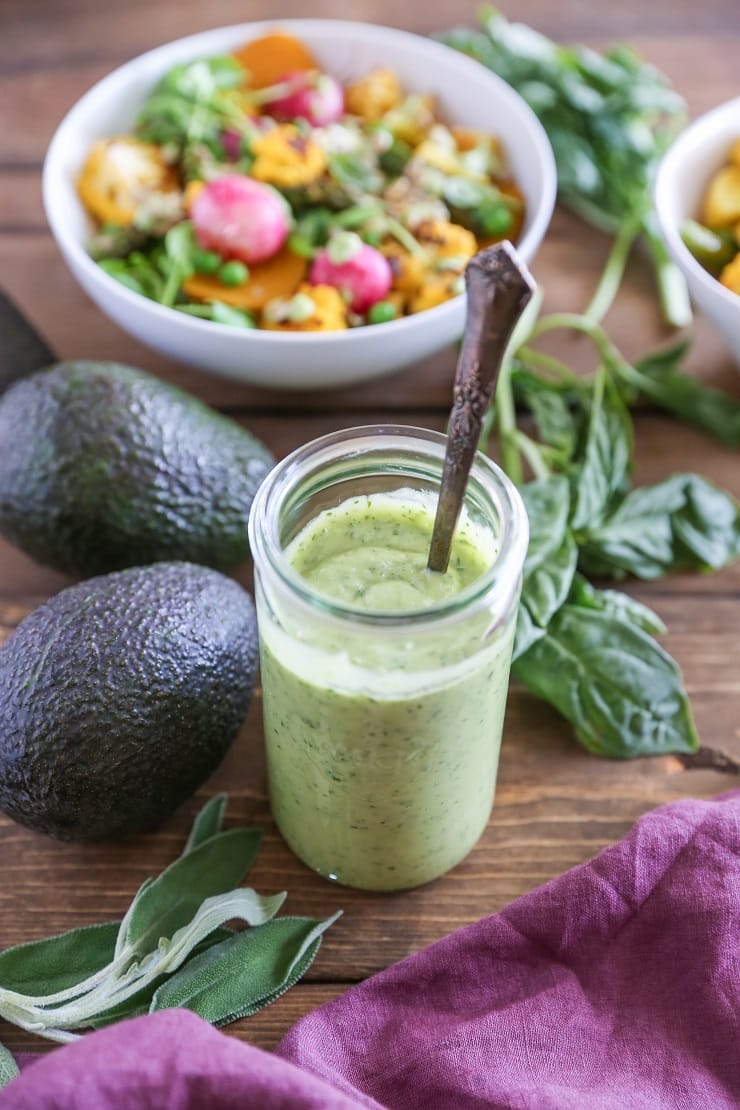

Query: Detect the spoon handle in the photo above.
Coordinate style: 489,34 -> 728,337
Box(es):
427,242 -> 535,574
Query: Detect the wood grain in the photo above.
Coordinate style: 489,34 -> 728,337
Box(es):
0,0 -> 738,1063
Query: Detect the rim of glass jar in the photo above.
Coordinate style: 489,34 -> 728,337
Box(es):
248,425 -> 529,628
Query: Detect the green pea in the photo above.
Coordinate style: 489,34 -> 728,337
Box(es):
192,248 -> 222,274
477,204 -> 512,236
219,260 -> 249,286
368,300 -> 398,325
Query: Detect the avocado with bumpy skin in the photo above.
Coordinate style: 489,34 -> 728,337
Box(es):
0,562 -> 258,840
0,361 -> 274,576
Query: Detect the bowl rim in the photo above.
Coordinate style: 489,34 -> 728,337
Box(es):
654,94 -> 740,316
42,17 -> 557,346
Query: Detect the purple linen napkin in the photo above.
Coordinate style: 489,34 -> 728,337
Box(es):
279,790 -> 740,1109
3,791 -> 738,1109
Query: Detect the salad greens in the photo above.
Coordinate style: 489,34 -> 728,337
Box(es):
440,7 -> 691,326
478,290 -> 740,759
0,797 -> 340,1051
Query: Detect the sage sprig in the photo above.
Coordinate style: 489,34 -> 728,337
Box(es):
0,1037 -> 18,1088
0,797 -> 341,1046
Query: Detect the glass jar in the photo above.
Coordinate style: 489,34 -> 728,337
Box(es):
248,426 -> 528,892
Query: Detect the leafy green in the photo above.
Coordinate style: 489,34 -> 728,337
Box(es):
617,345 -> 740,448
515,477 -> 578,653
137,57 -> 246,150
513,604 -> 699,757
567,574 -> 667,636
0,923 -> 118,997
580,474 -> 740,579
117,827 -> 263,959
0,799 -> 341,1044
439,9 -> 690,325
569,372 -> 632,532
151,914 -> 341,1024
0,1039 -> 18,1089
183,794 -> 227,854
490,295 -> 738,758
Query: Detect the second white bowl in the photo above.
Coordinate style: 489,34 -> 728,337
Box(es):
654,96 -> 740,367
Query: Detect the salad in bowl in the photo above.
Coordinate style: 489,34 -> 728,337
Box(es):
75,30 -> 526,333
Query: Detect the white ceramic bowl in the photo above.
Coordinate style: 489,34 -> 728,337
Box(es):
43,19 -> 556,390
654,96 -> 740,366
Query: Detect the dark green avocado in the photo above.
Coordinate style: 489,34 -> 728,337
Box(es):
0,360 -> 274,576
0,562 -> 258,840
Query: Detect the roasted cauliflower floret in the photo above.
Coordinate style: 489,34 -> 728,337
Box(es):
702,165 -> 740,229
409,273 -> 463,314
380,239 -> 427,294
77,137 -> 178,227
719,252 -> 740,295
345,68 -> 403,121
251,125 -> 327,188
382,95 -> 436,147
414,219 -> 478,261
262,283 -> 347,330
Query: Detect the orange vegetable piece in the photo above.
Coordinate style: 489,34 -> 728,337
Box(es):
183,247 -> 306,310
232,32 -> 318,89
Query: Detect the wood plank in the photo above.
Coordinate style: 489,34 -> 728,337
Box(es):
0,984 -> 345,1056
0,597 -> 737,986
0,0 -> 738,1071
0,34 -> 736,166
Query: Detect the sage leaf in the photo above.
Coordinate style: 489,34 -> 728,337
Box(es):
114,795 -> 229,961
567,574 -> 666,635
37,891 -> 284,1033
151,913 -> 342,1025
183,794 -> 227,855
120,827 -> 262,959
89,928 -> 234,1030
0,923 -> 118,996
513,605 -> 698,757
580,474 -> 740,579
570,373 -> 633,532
0,1038 -> 19,1088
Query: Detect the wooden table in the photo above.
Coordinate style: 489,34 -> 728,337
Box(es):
1,0 -> 738,1058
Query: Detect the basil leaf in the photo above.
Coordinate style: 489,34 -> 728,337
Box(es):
183,794 -> 227,855
0,1038 -> 18,1088
520,475 -> 571,573
513,605 -> 698,757
514,476 -> 576,660
580,474 -> 740,579
570,373 -> 633,532
0,923 -> 118,996
528,388 -> 578,460
512,603 -> 546,662
567,574 -> 666,635
521,529 -> 578,629
150,913 -> 341,1025
120,827 -> 262,959
627,352 -> 740,449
